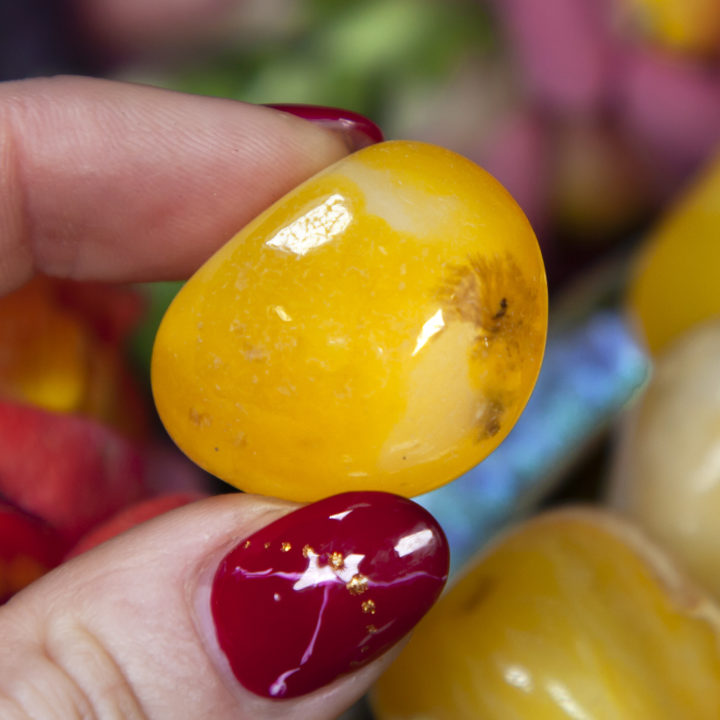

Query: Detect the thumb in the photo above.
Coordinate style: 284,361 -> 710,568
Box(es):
0,491 -> 448,719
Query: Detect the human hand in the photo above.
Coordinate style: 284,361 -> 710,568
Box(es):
0,75 -> 448,718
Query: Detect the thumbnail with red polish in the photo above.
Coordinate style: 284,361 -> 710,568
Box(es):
266,103 -> 384,150
211,491 -> 449,699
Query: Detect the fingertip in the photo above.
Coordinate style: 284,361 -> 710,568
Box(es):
0,77 -> 352,294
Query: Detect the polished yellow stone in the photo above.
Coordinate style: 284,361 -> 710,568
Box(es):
628,153 -> 720,355
372,509 -> 720,720
610,319 -> 720,600
151,141 -> 547,500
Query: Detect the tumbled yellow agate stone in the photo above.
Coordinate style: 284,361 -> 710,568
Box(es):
628,153 -> 720,355
152,141 -> 547,500
373,509 -> 720,720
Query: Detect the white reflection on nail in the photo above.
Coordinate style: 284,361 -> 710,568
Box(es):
293,548 -> 365,591
394,529 -> 434,558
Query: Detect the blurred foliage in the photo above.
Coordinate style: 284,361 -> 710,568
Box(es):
130,281 -> 183,383
145,0 -> 494,126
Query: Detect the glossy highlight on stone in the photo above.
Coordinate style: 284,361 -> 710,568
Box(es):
372,509 -> 720,719
152,141 -> 547,500
210,491 -> 448,699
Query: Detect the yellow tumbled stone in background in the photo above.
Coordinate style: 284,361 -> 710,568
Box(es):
152,141 -> 547,500
610,319 -> 720,601
372,509 -> 720,720
628,152 -> 720,355
620,0 -> 720,56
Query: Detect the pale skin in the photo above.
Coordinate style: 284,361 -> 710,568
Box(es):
0,10 -> 406,716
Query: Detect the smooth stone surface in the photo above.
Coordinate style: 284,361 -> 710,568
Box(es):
610,319 -> 720,599
152,141 -> 547,500
372,509 -> 720,719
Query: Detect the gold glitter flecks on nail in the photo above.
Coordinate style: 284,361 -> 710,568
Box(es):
243,540 -> 251,549
264,541 -> 271,549
366,624 -> 378,634
329,551 -> 344,570
347,573 -> 369,596
361,599 -> 376,615
281,542 -> 292,552
303,544 -> 314,558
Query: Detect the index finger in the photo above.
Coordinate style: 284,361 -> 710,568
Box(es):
0,76 -> 353,294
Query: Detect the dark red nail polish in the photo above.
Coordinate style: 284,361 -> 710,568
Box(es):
265,104 -> 384,150
211,491 -> 448,699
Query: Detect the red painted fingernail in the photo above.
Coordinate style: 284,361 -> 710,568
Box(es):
265,103 -> 384,151
211,491 -> 448,699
